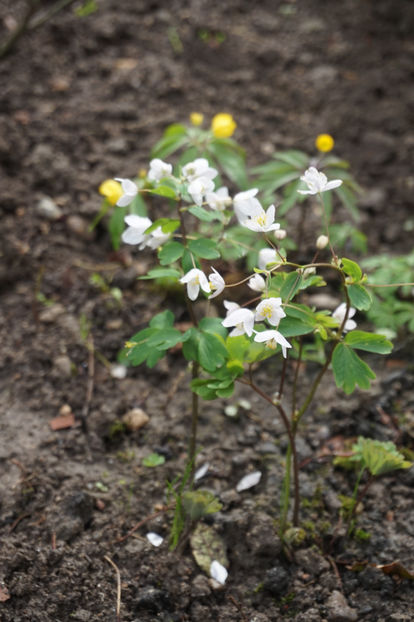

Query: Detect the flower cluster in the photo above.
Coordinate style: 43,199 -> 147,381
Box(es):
221,297 -> 291,358
115,159 -> 346,361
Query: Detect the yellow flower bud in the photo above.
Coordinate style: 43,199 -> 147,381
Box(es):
99,179 -> 123,206
315,134 -> 335,153
211,113 -> 237,138
190,112 -> 204,126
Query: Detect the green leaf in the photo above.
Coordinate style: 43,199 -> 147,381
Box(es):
142,453 -> 166,467
150,310 -> 175,328
182,327 -> 199,361
356,437 -> 412,476
128,192 -> 148,216
199,317 -> 228,339
145,218 -> 180,235
281,271 -> 303,302
271,150 -> 309,169
208,139 -> 247,188
335,184 -> 360,221
158,241 -> 185,265
342,257 -> 362,282
188,237 -> 221,259
140,267 -> 181,280
189,206 -> 219,222
148,185 -> 178,199
151,125 -> 188,159
108,206 -> 127,250
347,283 -> 372,311
344,331 -> 393,354
278,179 -> 301,216
332,343 -> 376,394
147,328 -> 183,350
198,332 -> 228,372
182,491 -> 222,521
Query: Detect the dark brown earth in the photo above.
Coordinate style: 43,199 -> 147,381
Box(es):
1,1 -> 414,621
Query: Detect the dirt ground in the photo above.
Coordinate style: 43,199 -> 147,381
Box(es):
1,1 -> 414,620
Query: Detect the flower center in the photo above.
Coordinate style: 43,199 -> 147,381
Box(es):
262,305 -> 272,318
266,339 -> 277,350
256,214 -> 266,226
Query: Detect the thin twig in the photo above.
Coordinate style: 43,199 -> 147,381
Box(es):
104,555 -> 121,622
115,505 -> 172,543
0,0 -> 39,59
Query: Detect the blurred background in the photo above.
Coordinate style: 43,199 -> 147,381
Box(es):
1,0 -> 413,254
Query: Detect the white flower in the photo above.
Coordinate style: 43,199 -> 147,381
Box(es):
145,226 -> 171,250
255,297 -> 286,327
222,307 -> 255,337
206,187 -> 231,211
332,302 -> 357,332
115,178 -> 138,207
254,329 -> 292,358
243,204 -> 281,233
248,273 -> 266,292
147,158 -> 173,182
223,300 -> 240,316
122,215 -> 152,246
208,267 -> 225,299
233,188 -> 263,224
188,176 -> 215,206
298,166 -> 343,195
258,248 -> 278,270
146,532 -> 164,547
180,268 -> 210,301
210,560 -> 228,585
182,158 -> 217,182
236,471 -> 262,492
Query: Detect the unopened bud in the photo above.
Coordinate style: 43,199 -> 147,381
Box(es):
316,234 -> 329,250
274,228 -> 287,240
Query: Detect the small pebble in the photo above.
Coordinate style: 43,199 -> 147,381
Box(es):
122,408 -> 149,431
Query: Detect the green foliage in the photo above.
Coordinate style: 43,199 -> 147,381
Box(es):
182,490 -> 222,520
332,343 -> 376,394
142,453 -> 166,467
337,437 -> 412,476
363,250 -> 414,336
251,151 -> 360,219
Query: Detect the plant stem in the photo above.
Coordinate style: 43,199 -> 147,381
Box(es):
347,470 -> 375,535
188,360 -> 200,479
240,377 -> 300,528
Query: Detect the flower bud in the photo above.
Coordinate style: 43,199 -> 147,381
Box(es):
99,179 -> 123,206
316,234 -> 329,250
315,134 -> 334,152
190,112 -> 204,126
274,228 -> 287,240
211,113 -> 237,138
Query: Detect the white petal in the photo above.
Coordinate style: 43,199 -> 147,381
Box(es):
324,179 -> 342,191
146,532 -> 164,547
122,227 -> 145,245
210,560 -> 228,585
124,215 -> 152,229
187,281 -> 200,301
194,462 -> 210,481
117,194 -> 135,207
236,471 -> 262,492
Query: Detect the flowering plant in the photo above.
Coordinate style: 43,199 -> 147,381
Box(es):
106,115 -> 399,545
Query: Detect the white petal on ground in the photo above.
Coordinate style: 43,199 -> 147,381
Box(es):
146,532 -> 164,547
194,462 -> 210,481
210,560 -> 228,585
236,470 -> 262,492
